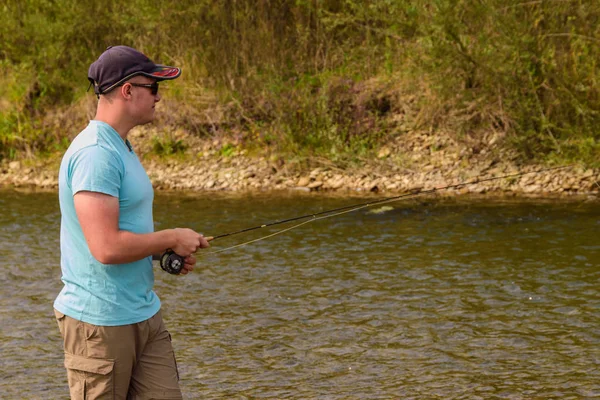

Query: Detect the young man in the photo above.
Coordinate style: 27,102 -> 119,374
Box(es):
54,45 -> 210,399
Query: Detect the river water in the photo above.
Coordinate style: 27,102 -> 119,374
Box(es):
0,189 -> 598,399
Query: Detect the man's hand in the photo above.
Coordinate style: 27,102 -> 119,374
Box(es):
178,255 -> 196,275
171,228 -> 210,257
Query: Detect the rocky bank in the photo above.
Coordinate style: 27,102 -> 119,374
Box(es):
1,127 -> 598,200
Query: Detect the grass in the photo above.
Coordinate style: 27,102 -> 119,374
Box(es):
0,0 -> 598,167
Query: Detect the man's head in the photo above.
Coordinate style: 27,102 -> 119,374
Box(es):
89,46 -> 181,130
88,46 -> 180,96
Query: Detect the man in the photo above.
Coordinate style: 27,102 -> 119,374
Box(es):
54,45 -> 210,399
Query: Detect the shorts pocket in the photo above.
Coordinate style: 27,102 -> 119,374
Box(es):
64,353 -> 115,399
167,332 -> 180,381
54,309 -> 66,336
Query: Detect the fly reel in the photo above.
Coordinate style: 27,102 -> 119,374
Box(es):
160,249 -> 185,275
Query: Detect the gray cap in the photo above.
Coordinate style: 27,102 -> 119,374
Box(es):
88,45 -> 181,95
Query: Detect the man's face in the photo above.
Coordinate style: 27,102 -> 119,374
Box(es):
125,76 -> 161,125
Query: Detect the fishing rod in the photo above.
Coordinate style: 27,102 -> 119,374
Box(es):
160,163 -> 574,274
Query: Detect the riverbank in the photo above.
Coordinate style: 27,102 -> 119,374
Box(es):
1,126 -> 598,200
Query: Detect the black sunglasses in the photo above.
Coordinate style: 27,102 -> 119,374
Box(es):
127,82 -> 159,95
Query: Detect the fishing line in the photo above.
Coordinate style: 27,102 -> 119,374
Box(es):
160,163 -> 575,273
208,193 -> 405,254
207,163 -> 577,254
209,163 -> 574,239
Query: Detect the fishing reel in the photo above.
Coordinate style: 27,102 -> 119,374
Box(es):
160,249 -> 185,275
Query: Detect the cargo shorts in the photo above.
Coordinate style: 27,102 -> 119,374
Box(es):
54,309 -> 182,400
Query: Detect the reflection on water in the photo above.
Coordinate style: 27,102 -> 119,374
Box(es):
1,189 -> 599,399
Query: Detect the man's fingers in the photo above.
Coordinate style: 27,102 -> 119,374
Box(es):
198,235 -> 211,249
185,255 -> 196,264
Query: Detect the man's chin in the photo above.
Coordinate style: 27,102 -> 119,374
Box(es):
139,116 -> 156,126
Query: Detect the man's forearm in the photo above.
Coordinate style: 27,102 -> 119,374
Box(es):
95,229 -> 176,265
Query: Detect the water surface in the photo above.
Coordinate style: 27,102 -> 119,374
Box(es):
0,189 -> 598,399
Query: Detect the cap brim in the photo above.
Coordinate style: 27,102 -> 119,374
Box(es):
144,65 -> 181,81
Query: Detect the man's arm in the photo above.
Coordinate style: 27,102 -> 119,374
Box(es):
74,191 -> 209,265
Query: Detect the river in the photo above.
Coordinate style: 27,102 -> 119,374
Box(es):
0,189 -> 598,399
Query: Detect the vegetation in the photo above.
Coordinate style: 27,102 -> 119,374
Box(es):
1,0 -> 599,166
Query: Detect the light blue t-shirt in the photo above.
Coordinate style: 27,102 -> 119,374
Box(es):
54,120 -> 160,326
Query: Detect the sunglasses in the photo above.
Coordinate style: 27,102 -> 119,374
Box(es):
128,82 -> 159,95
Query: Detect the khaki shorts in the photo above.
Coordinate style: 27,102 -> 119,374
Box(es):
54,309 -> 182,400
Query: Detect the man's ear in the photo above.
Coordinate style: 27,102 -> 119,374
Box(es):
120,83 -> 132,99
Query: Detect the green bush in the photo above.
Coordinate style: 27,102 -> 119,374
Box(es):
151,135 -> 187,156
0,0 -> 598,165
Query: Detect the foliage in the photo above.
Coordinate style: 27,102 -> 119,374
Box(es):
0,0 -> 598,165
151,135 -> 187,156
218,143 -> 237,157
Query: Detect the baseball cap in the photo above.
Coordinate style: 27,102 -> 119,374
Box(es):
88,45 -> 181,95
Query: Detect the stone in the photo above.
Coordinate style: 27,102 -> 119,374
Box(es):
582,169 -> 594,178
336,179 -> 347,189
377,147 -> 391,159
292,186 -> 310,192
523,184 -> 540,193
297,177 -> 310,187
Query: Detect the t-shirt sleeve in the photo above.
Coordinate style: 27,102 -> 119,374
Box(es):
68,145 -> 123,197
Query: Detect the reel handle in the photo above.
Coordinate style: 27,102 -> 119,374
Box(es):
160,249 -> 185,275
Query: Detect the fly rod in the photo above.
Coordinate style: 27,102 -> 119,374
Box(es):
160,163 -> 575,274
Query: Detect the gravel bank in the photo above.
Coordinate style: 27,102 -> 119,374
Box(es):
1,128 -> 598,200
